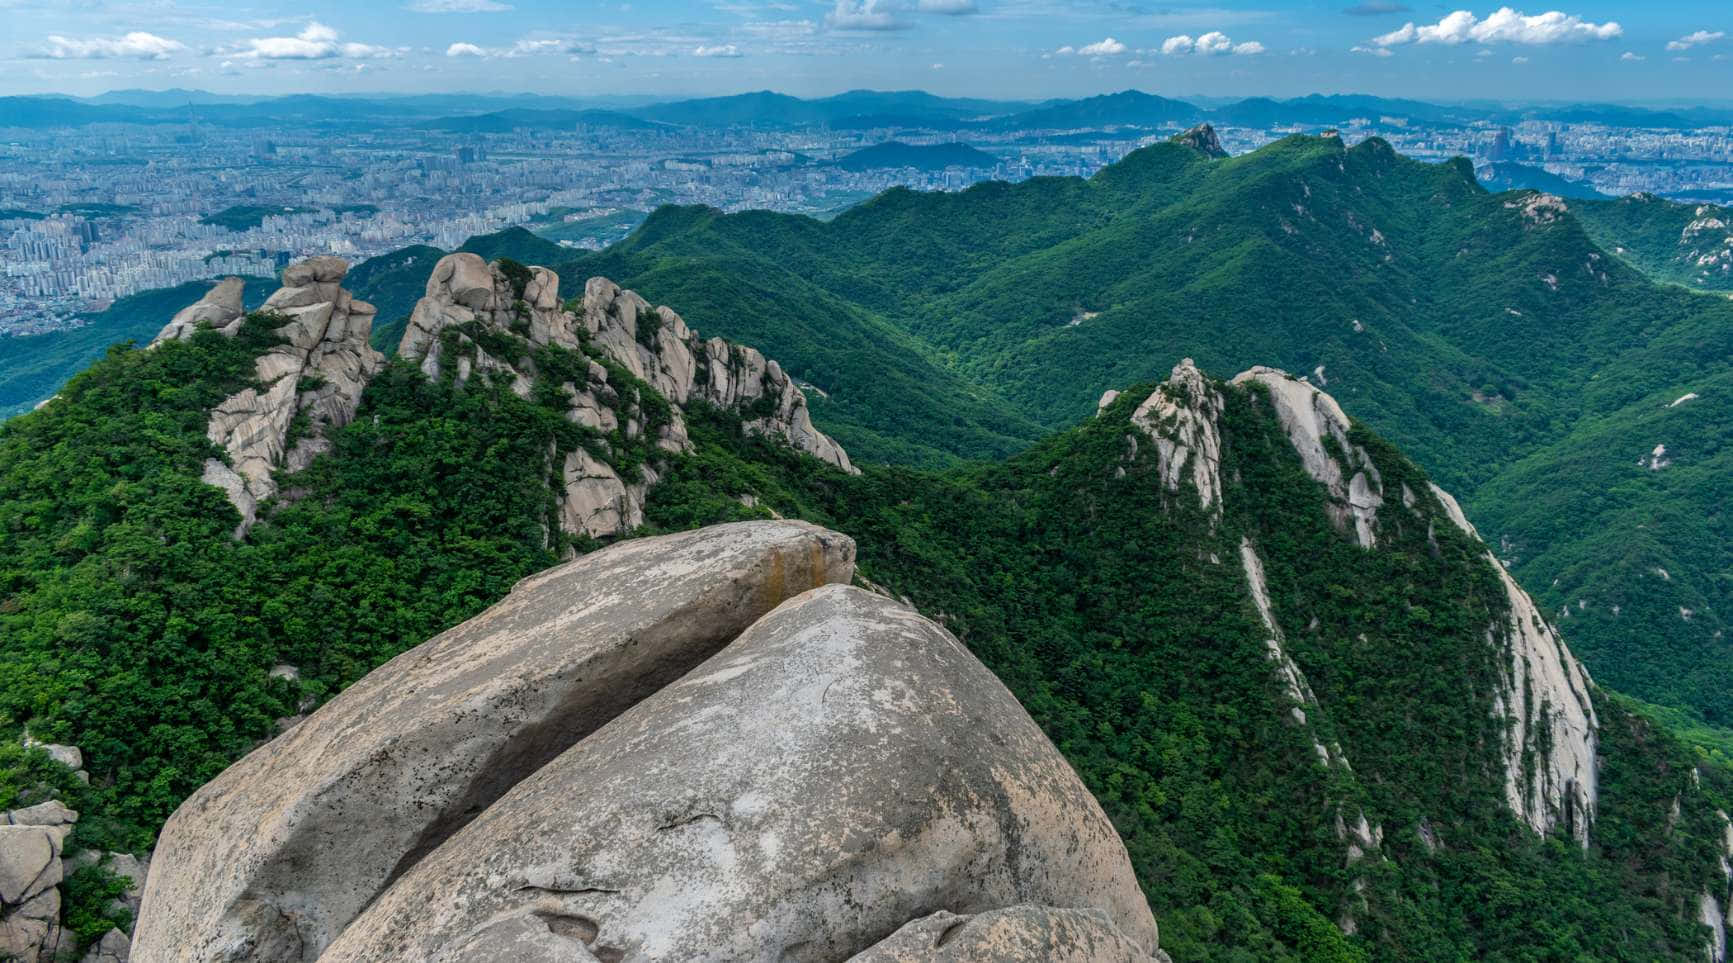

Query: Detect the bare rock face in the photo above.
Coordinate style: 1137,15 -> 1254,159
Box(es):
158,257 -> 383,536
134,521 -> 857,963
323,583 -> 1158,962
1171,123 -> 1227,159
1428,483 -> 1599,845
1230,366 -> 1385,548
1130,359 -> 1224,517
0,801 -> 77,963
397,255 -> 855,541
850,906 -> 1163,962
151,277 -> 247,344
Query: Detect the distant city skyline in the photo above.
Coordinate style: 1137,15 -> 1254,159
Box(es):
1,0 -> 1729,103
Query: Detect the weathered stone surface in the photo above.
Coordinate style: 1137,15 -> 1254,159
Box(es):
1131,359 -> 1224,516
151,277 -> 246,344
3,801 -> 76,828
1429,483 -> 1598,845
849,905 -> 1161,962
1230,366 -> 1385,547
171,257 -> 383,535
1171,123 -> 1227,159
397,259 -> 855,541
324,584 -> 1158,962
20,737 -> 81,772
134,521 -> 855,963
0,826 -> 59,905
80,927 -> 131,963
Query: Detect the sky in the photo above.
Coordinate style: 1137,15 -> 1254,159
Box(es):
2,0 -> 1729,103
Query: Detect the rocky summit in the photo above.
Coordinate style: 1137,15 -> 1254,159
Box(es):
135,522 -> 1162,963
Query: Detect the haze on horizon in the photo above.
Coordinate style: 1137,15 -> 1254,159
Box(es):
0,0 -> 1728,104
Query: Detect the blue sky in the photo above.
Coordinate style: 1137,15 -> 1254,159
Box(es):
3,0 -> 1729,102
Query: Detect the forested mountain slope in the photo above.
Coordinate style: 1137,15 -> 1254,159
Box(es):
3,255 -> 1732,960
553,129 -> 1733,737
1575,193 -> 1733,292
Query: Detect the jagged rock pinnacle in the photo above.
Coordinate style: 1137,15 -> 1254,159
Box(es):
1172,123 -> 1227,159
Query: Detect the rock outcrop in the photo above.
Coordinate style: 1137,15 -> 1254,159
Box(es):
0,800 -> 77,963
136,523 -> 1161,962
1231,366 -> 1385,548
1130,359 -> 1225,517
151,277 -> 246,344
135,522 -> 857,962
1429,483 -> 1599,845
155,256 -> 383,536
397,253 -> 854,541
1171,123 -> 1228,159
322,583 -> 1158,962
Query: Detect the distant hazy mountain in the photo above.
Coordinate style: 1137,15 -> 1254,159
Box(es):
419,108 -> 664,133
1476,161 -> 1609,200
988,90 -> 1202,131
830,141 -> 998,171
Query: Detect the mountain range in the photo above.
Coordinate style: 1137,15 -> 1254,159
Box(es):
5,123 -> 1733,960
9,88 -> 1733,131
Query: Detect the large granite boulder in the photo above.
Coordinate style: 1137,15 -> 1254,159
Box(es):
134,521 -> 856,963
322,584 -> 1158,962
850,905 -> 1160,962
0,800 -> 77,963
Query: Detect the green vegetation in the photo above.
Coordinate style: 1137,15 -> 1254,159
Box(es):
1476,161 -> 1607,200
552,132 -> 1733,744
2,302 -> 1728,957
642,382 -> 1729,960
0,208 -> 44,220
829,140 -> 999,172
56,203 -> 136,218
1575,193 -> 1733,292
199,205 -> 313,230
0,278 -> 276,418
527,208 -> 647,246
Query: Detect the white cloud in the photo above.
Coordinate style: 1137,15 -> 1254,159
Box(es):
1371,7 -> 1621,49
446,36 -> 594,58
1667,30 -> 1724,51
693,43 -> 743,56
1161,31 -> 1263,55
35,31 -> 186,60
1351,43 -> 1395,56
407,0 -> 512,10
1619,50 -> 1643,61
828,0 -> 906,30
226,22 -> 399,60
1078,36 -> 1128,56
1512,54 -> 1528,61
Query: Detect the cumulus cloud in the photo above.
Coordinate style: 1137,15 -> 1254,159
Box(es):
1078,36 -> 1128,56
1370,8 -> 1621,49
1667,30 -> 1724,51
1161,31 -> 1264,55
1619,50 -> 1643,61
827,0 -> 906,29
693,43 -> 743,56
407,0 -> 512,10
1351,44 -> 1395,56
225,22 -> 399,60
826,0 -> 973,30
445,36 -> 593,58
35,31 -> 186,60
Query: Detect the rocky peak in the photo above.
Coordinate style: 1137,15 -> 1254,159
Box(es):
398,253 -> 854,543
1231,366 -> 1385,548
1129,358 -> 1225,516
1172,123 -> 1227,159
157,256 -> 383,537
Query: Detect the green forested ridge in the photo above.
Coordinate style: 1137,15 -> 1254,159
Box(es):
1575,193 -> 1733,292
3,323 -> 1728,958
0,278 -> 277,419
549,132 -> 1733,738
